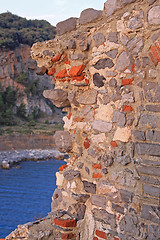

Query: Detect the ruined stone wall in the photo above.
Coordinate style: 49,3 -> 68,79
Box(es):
7,0 -> 160,239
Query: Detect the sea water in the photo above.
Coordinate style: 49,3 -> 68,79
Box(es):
0,159 -> 65,238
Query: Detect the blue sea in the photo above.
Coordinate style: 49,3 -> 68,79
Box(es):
0,159 -> 65,238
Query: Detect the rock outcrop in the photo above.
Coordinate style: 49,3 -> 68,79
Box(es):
6,0 -> 160,239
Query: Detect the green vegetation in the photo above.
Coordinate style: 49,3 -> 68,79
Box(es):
0,12 -> 56,50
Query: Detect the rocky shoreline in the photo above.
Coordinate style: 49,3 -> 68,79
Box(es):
0,149 -> 67,169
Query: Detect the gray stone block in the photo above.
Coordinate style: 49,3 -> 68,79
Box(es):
144,184 -> 160,198
63,170 -> 80,181
139,114 -> 160,128
93,32 -> 106,46
106,49 -> 118,59
83,181 -> 96,194
93,73 -> 105,87
79,8 -> 102,25
93,58 -> 114,70
92,120 -> 112,133
91,195 -> 106,208
132,130 -> 146,141
136,165 -> 160,177
108,32 -> 118,44
148,225 -> 160,240
56,17 -> 77,36
148,6 -> 160,25
136,143 -> 160,156
43,89 -> 70,108
76,89 -> 97,105
120,189 -> 133,203
127,17 -> 143,30
147,130 -> 160,143
104,0 -> 121,17
54,131 -> 72,153
92,208 -> 117,228
72,193 -> 90,203
146,105 -> 160,112
144,82 -> 160,103
141,204 -> 160,224
120,214 -> 139,236
112,203 -> 124,214
116,51 -> 130,72
121,0 -> 136,5
73,203 -> 86,220
117,155 -> 131,165
141,175 -> 160,186
113,111 -> 126,127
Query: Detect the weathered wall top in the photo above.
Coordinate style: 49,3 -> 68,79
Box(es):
7,0 -> 160,239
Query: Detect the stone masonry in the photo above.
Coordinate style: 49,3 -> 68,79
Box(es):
6,0 -> 160,239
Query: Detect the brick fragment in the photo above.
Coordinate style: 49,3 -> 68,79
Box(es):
149,52 -> 158,66
48,67 -> 56,76
93,164 -> 101,169
93,237 -> 98,240
96,230 -> 107,239
151,45 -> 160,62
69,65 -> 85,77
51,53 -> 62,63
61,233 -> 76,239
54,218 -> 76,228
93,173 -> 102,179
110,141 -> 118,147
155,41 -> 160,54
59,165 -> 68,171
56,69 -> 69,78
84,138 -> 90,149
123,105 -> 133,112
121,79 -> 134,86
71,73 -> 85,82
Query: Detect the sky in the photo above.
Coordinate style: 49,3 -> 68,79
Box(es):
0,0 -> 106,26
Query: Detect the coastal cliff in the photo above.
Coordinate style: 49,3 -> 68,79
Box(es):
6,0 -> 160,239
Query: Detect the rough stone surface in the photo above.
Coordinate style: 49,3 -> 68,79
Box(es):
105,0 -> 121,17
136,142 -> 160,156
43,89 -> 70,108
93,58 -> 114,70
113,127 -> 131,142
144,184 -> 160,198
92,208 -> 117,228
83,181 -> 96,194
141,204 -> 160,224
92,120 -> 112,133
93,73 -> 105,87
113,111 -> 126,127
117,155 -> 131,165
54,131 -> 72,153
116,51 -> 130,71
132,130 -> 146,141
79,8 -> 102,25
77,90 -> 97,105
93,33 -> 106,46
146,130 -> 160,142
139,114 -> 160,129
106,49 -> 118,59
63,170 -> 80,181
127,17 -> 143,30
91,195 -> 106,208
107,32 -> 118,44
56,17 -> 77,36
148,6 -> 160,25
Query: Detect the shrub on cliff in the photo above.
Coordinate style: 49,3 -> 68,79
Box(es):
0,12 -> 56,50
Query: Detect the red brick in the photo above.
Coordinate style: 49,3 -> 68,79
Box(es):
69,65 -> 85,77
48,67 -> 56,76
54,218 -> 76,228
151,45 -> 160,62
84,138 -> 90,149
155,41 -> 160,55
51,53 -> 62,63
74,117 -> 84,122
114,237 -> 119,240
71,73 -> 85,81
96,230 -> 107,239
59,165 -> 68,171
93,164 -> 101,169
121,79 -> 134,86
123,105 -> 133,112
93,173 -> 102,179
131,63 -> 135,73
149,52 -> 158,66
85,78 -> 89,85
61,232 -> 76,239
64,54 -> 71,65
68,113 -> 72,120
56,69 -> 69,79
110,141 -> 118,147
93,237 -> 99,240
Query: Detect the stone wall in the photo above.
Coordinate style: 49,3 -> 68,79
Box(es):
6,0 -> 160,239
